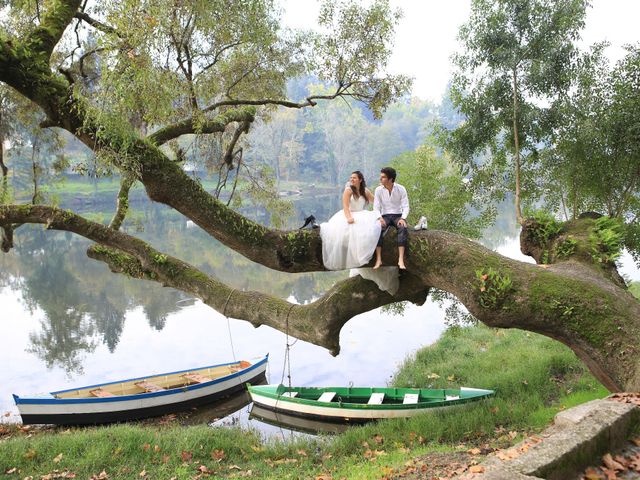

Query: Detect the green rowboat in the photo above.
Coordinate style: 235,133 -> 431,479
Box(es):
247,384 -> 494,424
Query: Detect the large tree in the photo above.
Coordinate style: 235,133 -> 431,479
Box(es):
446,0 -> 589,224
1,0 -> 639,393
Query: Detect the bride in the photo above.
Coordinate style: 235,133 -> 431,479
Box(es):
320,171 -> 381,270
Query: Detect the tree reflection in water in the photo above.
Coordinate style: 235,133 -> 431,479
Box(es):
0,201 -> 345,374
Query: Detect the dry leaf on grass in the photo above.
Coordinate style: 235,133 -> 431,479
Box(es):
211,449 -> 225,461
603,453 -> 625,471
469,465 -> 485,473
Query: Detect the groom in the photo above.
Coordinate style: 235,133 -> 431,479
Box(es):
373,166 -> 409,270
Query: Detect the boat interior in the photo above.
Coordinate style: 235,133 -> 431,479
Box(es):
280,387 -> 462,405
54,361 -> 252,399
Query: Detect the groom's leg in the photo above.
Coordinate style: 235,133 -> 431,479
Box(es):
390,215 -> 408,268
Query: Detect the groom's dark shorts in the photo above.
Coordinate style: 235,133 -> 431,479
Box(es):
378,214 -> 408,247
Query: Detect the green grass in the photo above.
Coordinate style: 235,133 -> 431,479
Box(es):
0,326 -> 608,479
630,281 -> 640,299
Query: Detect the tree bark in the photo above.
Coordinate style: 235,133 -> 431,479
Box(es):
512,68 -> 524,225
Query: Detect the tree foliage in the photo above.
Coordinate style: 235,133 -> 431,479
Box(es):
445,0 -> 589,222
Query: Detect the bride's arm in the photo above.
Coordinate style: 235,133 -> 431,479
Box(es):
365,188 -> 375,206
342,188 -> 354,223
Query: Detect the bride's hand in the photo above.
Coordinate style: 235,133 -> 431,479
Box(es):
347,217 -> 355,224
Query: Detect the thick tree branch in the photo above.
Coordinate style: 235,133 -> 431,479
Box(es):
147,107 -> 256,146
30,0 -> 83,56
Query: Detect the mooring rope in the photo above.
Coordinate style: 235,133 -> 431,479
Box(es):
280,303 -> 297,390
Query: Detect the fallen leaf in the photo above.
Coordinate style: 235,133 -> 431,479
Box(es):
583,467 -> 603,480
161,455 -> 170,464
181,450 -> 193,462
211,449 -> 225,461
603,453 -> 625,471
315,476 -> 332,480
24,449 -> 36,460
138,470 -> 146,477
228,465 -> 241,470
372,434 -> 384,445
5,467 -> 17,474
154,445 -> 161,453
197,465 -> 214,474
447,375 -> 456,381
468,448 -> 481,455
631,438 -> 640,447
427,373 -> 440,379
53,453 -> 63,463
601,466 -> 618,480
296,449 -> 307,456
142,443 -> 150,452
508,431 -> 518,440
469,465 -> 485,473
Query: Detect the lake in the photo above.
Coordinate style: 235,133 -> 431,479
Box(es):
1,194 -> 638,437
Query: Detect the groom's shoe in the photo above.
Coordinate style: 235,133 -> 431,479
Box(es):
299,215 -> 318,229
414,216 -> 427,230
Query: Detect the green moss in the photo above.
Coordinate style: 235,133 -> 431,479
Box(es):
281,230 -> 312,264
556,237 -> 577,259
589,216 -> 624,264
475,267 -> 513,309
527,272 -> 619,349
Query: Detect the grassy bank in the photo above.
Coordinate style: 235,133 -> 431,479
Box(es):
0,326 -> 608,479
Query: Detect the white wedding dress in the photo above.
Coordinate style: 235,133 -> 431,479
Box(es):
320,192 -> 399,295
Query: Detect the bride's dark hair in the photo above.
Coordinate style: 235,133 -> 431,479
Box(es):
350,171 -> 368,204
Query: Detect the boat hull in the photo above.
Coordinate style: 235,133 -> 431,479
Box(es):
15,358 -> 268,426
248,385 -> 493,424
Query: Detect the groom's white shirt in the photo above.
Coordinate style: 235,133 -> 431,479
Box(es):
373,183 -> 409,220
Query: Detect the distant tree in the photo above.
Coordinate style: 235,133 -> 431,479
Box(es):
446,0 -> 589,224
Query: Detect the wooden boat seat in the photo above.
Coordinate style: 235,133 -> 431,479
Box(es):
182,373 -> 212,384
403,393 -> 419,404
368,392 -> 385,405
135,381 -> 165,393
280,391 -> 298,398
90,388 -> 115,398
317,392 -> 336,403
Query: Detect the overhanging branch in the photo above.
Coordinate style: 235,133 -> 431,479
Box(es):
146,107 -> 256,146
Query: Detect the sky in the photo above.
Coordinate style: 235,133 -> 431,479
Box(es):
282,0 -> 640,103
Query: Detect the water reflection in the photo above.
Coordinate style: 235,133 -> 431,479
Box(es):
249,405 -> 350,435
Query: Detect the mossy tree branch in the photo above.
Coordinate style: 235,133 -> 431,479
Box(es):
109,174 -> 135,230
146,107 -> 257,146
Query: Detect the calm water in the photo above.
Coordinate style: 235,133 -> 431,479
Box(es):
1,196 -> 638,438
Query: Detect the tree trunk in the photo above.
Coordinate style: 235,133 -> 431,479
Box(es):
512,68 -> 524,225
